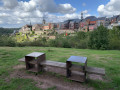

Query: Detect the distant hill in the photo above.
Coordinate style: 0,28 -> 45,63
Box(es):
0,27 -> 20,35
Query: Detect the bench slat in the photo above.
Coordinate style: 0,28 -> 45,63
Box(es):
86,66 -> 105,75
41,60 -> 66,68
18,57 -> 25,62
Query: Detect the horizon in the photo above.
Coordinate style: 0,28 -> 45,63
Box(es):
0,0 -> 120,28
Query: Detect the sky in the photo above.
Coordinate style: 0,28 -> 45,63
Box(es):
0,0 -> 120,28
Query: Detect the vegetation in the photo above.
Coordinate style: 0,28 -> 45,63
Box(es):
0,47 -> 120,90
0,25 -> 120,50
48,25 -> 120,50
0,27 -> 19,35
88,25 -> 109,50
0,36 -> 16,47
109,26 -> 120,49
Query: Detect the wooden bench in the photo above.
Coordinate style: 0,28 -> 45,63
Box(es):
19,54 -> 105,82
18,57 -> 105,76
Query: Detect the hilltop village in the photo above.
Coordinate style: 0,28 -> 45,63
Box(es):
19,13 -> 120,34
16,14 -> 120,41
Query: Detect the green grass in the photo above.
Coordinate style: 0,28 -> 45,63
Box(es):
0,47 -> 120,90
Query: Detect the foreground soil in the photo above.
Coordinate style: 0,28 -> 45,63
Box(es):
6,64 -> 104,90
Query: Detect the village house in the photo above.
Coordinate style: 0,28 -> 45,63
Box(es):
88,18 -> 97,31
69,19 -> 81,30
42,19 -> 53,30
60,19 -> 80,30
108,15 -> 120,29
111,15 -> 119,24
32,24 -> 44,35
19,24 -> 32,34
69,21 -> 74,30
79,19 -> 86,31
42,23 -> 54,30
61,20 -> 70,29
80,16 -> 97,32
97,17 -> 106,27
32,24 -> 43,31
55,22 -> 63,30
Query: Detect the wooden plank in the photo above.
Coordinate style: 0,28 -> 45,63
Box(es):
44,66 -> 66,76
69,71 -> 86,82
67,56 -> 87,63
18,57 -> 25,62
86,66 -> 105,75
41,60 -> 66,68
69,64 -> 84,72
29,60 -> 37,64
26,52 -> 44,57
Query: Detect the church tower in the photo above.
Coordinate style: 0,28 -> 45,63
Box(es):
81,12 -> 83,20
42,18 -> 46,25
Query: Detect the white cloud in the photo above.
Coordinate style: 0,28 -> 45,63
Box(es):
82,3 -> 86,7
0,13 -> 10,17
97,0 -> 120,17
0,0 -> 90,28
18,0 -> 36,12
0,20 -> 3,24
17,0 -> 76,14
36,0 -> 57,13
82,10 -> 88,14
59,3 -> 76,14
2,0 -> 18,9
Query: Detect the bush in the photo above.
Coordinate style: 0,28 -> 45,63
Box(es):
88,25 -> 109,50
17,38 -> 47,47
7,40 -> 16,47
109,27 -> 120,49
0,36 -> 16,47
75,40 -> 88,49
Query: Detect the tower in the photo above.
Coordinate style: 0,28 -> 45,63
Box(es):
30,21 -> 31,25
81,12 -> 83,20
29,21 -> 32,31
42,18 -> 46,25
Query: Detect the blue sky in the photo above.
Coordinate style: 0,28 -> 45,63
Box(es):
18,0 -> 110,16
55,0 -> 109,15
0,0 -> 120,28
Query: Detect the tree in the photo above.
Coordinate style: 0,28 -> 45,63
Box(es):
109,26 -> 120,49
88,25 -> 109,50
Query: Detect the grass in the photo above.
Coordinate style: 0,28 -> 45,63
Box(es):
0,47 -> 120,90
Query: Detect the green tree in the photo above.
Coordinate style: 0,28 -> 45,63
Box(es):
109,26 -> 120,49
88,25 -> 109,50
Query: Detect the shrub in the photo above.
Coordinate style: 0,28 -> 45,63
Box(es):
109,27 -> 120,50
0,36 -> 16,47
88,25 -> 109,50
7,40 -> 16,47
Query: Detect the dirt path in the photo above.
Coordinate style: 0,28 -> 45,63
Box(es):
8,65 -> 98,90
